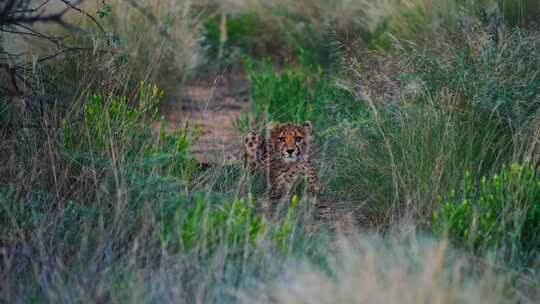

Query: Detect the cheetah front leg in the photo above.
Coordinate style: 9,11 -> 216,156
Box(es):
299,163 -> 330,219
268,177 -> 297,216
269,168 -> 297,201
299,163 -> 320,196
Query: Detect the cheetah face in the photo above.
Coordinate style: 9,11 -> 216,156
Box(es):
269,121 -> 312,163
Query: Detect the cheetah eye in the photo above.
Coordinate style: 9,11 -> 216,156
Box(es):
278,137 -> 285,143
295,136 -> 303,142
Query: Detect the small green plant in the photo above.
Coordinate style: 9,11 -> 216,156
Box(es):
433,161 -> 540,265
233,110 -> 251,134
97,3 -> 112,18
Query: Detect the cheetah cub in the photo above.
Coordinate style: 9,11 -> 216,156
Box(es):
243,121 -> 319,199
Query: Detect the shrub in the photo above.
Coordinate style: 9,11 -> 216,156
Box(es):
158,195 -> 265,255
203,12 -> 285,61
407,28 -> 540,132
328,26 -> 540,226
274,8 -> 342,68
362,0 -> 466,50
201,1 -> 360,68
245,60 -> 353,128
60,83 -> 199,184
433,161 -> 540,266
0,81 -> 200,262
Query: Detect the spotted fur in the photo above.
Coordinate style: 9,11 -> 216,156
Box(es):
243,121 -> 319,199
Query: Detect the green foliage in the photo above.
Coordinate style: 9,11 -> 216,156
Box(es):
324,29 -> 540,224
202,8 -> 340,67
364,0 -> 465,50
5,1 -> 540,301
97,3 -> 112,18
203,12 -> 280,60
407,29 -> 540,130
0,84 -> 202,263
273,195 -> 300,242
326,28 -> 540,224
159,195 -> 263,254
158,193 -> 302,256
327,96 -> 507,223
433,162 -> 540,265
246,59 -> 353,127
233,110 -> 250,134
276,10 -> 338,68
60,83 -> 198,181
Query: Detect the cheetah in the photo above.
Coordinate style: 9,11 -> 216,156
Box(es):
242,121 -> 320,199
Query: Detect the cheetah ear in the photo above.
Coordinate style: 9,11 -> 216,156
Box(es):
303,121 -> 312,130
267,121 -> 279,136
267,121 -> 278,131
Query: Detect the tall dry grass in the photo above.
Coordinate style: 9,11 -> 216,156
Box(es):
241,235 -> 526,304
62,0 -> 204,95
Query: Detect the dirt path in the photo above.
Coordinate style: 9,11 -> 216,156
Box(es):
157,80 -> 248,165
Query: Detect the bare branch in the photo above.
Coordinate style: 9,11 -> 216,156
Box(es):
0,0 -> 109,99
59,0 -> 106,34
1,0 -> 82,32
9,0 -> 51,14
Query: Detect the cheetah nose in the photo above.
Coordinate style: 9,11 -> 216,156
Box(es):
286,148 -> 294,155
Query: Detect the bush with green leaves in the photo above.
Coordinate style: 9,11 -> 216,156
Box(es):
433,161 -> 540,265
245,60 -> 354,128
0,187 -> 307,303
60,83 -> 199,183
0,78 -> 308,301
324,94 -> 511,225
1,83 -> 200,264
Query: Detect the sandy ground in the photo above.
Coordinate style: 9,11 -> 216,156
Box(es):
155,80 -> 247,165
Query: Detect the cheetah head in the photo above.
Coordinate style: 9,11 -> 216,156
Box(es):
268,121 -> 312,163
